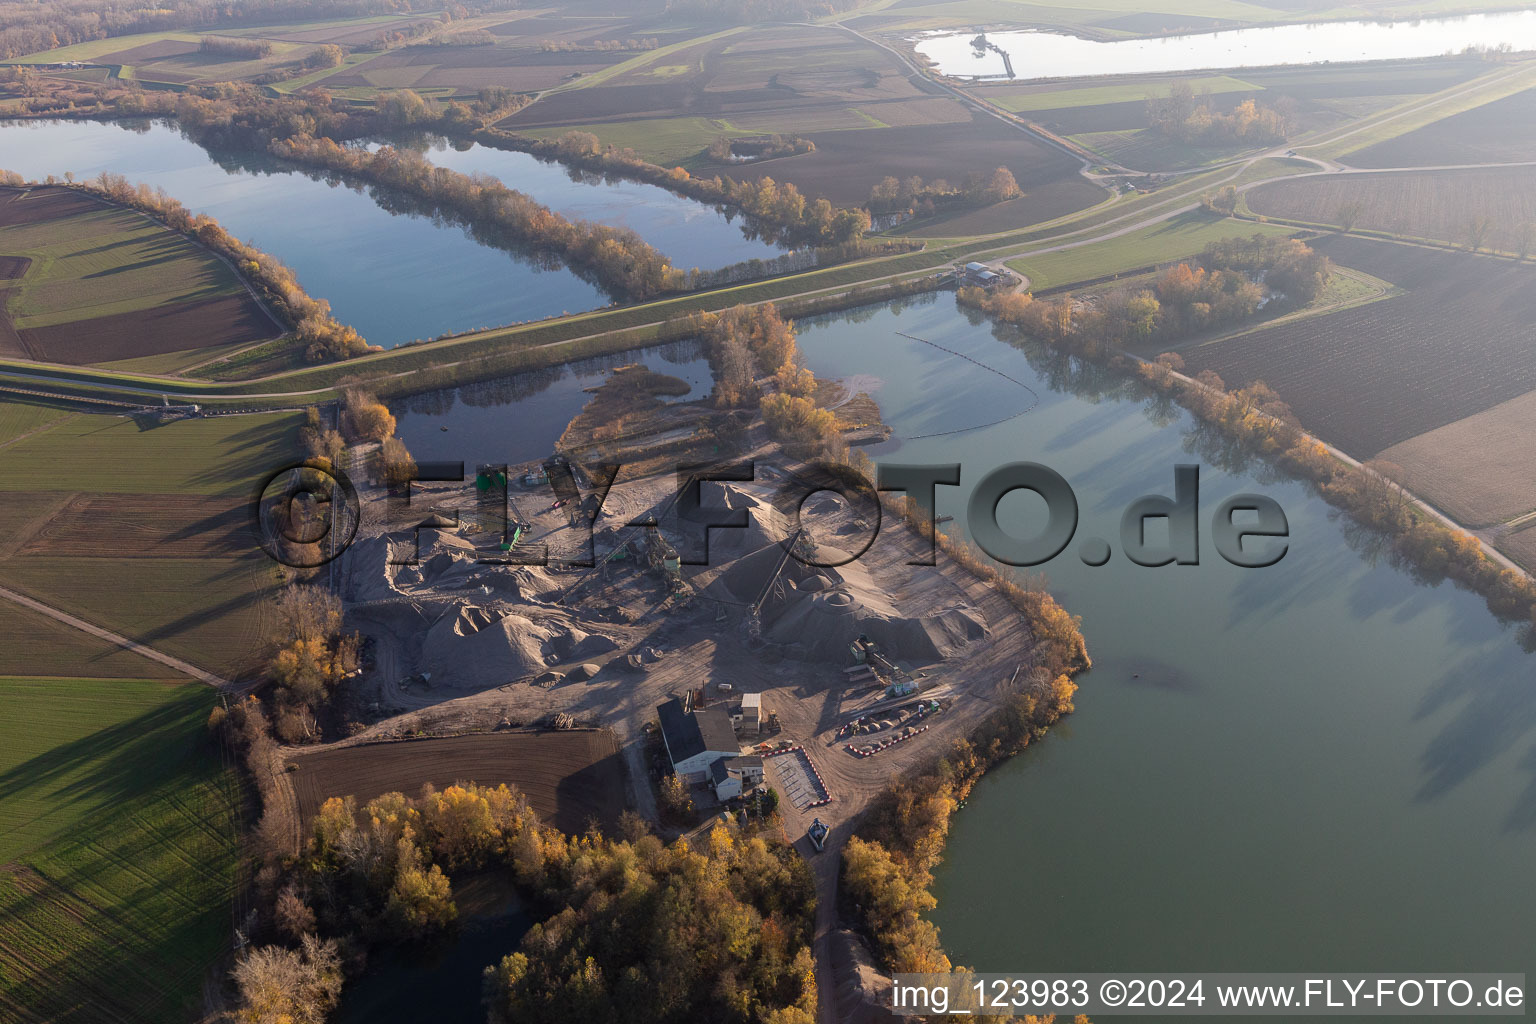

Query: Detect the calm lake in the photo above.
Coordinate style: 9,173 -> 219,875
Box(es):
792,294 -> 1535,988
390,337 -> 712,468
916,10 -> 1536,80
0,120 -> 783,347
363,289 -> 1535,994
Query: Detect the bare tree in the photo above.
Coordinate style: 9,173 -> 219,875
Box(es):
1335,201 -> 1364,233
1464,214 -> 1492,252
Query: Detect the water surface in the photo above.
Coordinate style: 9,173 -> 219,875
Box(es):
391,338 -> 711,468
917,11 -> 1536,80
791,294 -> 1535,984
0,120 -> 780,346
400,137 -> 785,272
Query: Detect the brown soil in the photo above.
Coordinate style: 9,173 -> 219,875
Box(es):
0,186 -> 99,227
1378,388 -> 1536,528
94,39 -> 199,63
1182,235 -> 1536,457
0,256 -> 30,280
19,293 -> 278,365
17,493 -> 250,559
286,729 -> 626,834
739,113 -> 1100,208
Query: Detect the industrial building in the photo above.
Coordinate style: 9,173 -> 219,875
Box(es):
733,692 -> 762,735
657,697 -> 740,783
960,261 -> 1010,288
711,755 -> 765,801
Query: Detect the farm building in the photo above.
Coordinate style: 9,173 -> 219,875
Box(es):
711,755 -> 765,801
959,261 -> 1010,288
658,697 -> 740,783
733,692 -> 762,735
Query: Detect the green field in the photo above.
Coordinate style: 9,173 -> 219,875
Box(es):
0,398 -> 70,446
0,675 -> 237,1024
0,409 -> 303,680
1005,210 -> 1298,289
0,410 -> 303,495
1,201 -> 242,330
990,75 -> 1260,113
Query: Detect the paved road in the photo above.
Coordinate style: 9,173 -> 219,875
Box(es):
0,582 -> 242,691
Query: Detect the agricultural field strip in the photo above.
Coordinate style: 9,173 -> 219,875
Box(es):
1296,60 -> 1536,162
0,584 -> 239,691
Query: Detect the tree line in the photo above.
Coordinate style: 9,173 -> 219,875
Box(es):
216,774 -> 819,1024
488,129 -> 903,254
1142,352 -> 1536,632
0,0 -> 520,61
705,133 -> 815,162
199,35 -> 274,59
866,167 -> 1021,219
960,234 -> 1329,356
1148,82 -> 1290,146
270,134 -> 690,300
956,236 -> 1536,636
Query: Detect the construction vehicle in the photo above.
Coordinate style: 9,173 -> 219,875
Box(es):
807,817 -> 829,852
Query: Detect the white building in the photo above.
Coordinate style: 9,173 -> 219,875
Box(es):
711,755 -> 765,801
658,697 -> 740,784
733,692 -> 762,735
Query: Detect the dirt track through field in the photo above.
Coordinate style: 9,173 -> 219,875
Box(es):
0,583 -> 235,690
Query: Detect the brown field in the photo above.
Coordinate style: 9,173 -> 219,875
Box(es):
1348,85 -> 1536,166
1182,235 -> 1536,457
17,293 -> 277,365
0,185 -> 96,226
18,493 -> 250,559
771,113 -> 1102,209
0,185 -> 280,366
1497,525 -> 1536,572
287,729 -> 626,834
95,38 -> 200,63
1245,167 -> 1536,252
324,45 -> 629,94
263,15 -> 440,45
1377,388 -> 1536,528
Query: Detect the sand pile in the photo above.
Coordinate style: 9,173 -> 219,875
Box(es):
757,546 -> 989,662
669,483 -> 793,564
421,606 -> 558,688
341,535 -> 413,603
419,606 -> 618,688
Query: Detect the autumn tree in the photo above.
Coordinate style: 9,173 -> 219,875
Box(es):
229,934 -> 342,1024
342,390 -> 396,442
977,166 -> 1021,204
376,435 -> 417,487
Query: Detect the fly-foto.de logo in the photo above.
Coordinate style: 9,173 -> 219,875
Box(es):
252,458 -> 1289,571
